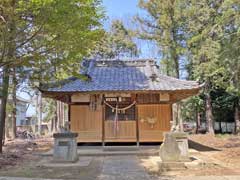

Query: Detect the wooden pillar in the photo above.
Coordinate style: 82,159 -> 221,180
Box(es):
134,94 -> 139,146
102,103 -> 105,147
67,95 -> 71,130
68,104 -> 71,130
136,104 -> 140,146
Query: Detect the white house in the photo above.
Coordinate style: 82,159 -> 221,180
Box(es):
15,96 -> 30,126
0,94 -> 30,126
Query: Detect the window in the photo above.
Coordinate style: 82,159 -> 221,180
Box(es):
20,119 -> 25,125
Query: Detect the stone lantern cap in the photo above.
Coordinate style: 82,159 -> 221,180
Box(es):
53,132 -> 78,138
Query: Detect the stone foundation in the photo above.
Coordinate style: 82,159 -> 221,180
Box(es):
159,162 -> 186,171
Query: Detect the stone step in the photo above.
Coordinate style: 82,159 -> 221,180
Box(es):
39,146 -> 160,156
103,145 -> 139,151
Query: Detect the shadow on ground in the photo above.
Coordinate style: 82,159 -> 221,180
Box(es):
189,140 -> 221,152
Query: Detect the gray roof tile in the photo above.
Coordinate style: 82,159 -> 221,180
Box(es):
45,59 -> 200,92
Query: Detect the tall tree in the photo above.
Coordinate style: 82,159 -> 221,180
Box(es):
0,0 -> 104,153
186,0 -> 240,134
186,0 -> 226,134
136,0 -> 188,132
93,20 -> 138,58
217,0 -> 240,134
136,0 -> 187,78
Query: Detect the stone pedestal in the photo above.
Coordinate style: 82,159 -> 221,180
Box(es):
53,132 -> 78,163
171,132 -> 190,161
159,132 -> 186,171
159,133 -> 181,162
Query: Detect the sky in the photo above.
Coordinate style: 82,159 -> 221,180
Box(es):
102,0 -> 160,59
103,0 -> 140,19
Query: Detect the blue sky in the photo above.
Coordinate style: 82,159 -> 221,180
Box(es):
102,0 -> 160,59
103,0 -> 141,20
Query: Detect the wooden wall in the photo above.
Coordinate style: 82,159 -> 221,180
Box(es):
70,103 -> 171,143
137,104 -> 171,142
70,105 -> 102,142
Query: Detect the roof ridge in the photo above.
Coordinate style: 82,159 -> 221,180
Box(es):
160,74 -> 198,84
94,59 -> 157,67
95,58 -> 155,61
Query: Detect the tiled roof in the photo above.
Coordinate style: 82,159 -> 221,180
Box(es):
44,59 -> 201,92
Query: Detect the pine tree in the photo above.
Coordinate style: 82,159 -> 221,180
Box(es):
94,20 -> 138,59
136,0 -> 187,78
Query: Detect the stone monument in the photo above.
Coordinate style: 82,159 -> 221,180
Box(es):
171,132 -> 189,161
159,133 -> 186,171
159,133 -> 181,162
53,126 -> 78,163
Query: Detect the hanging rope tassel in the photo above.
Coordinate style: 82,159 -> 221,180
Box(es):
114,105 -> 119,137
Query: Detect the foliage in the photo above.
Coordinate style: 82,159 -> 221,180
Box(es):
136,0 -> 188,78
184,0 -> 240,132
181,96 -> 204,122
0,0 -> 105,152
211,89 -> 236,123
186,0 -> 240,93
93,20 -> 138,59
135,0 -> 240,132
42,98 -> 56,123
0,0 -> 104,82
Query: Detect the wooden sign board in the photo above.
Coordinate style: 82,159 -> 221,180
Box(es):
105,97 -> 118,102
71,94 -> 90,102
159,93 -> 170,102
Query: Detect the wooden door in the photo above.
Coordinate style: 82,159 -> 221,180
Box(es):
104,120 -> 137,142
137,104 -> 171,142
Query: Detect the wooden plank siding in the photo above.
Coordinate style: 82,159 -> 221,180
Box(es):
104,121 -> 136,142
70,105 -> 102,142
70,103 -> 171,143
137,104 -> 171,142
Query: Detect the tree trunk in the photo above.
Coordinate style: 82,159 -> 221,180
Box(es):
177,102 -> 183,132
54,100 -> 58,132
38,92 -> 42,135
51,118 -> 54,133
171,103 -> 178,131
0,2 -> 16,152
234,99 -> 240,134
57,101 -> 64,130
12,69 -> 17,138
5,115 -> 11,139
35,94 -> 39,133
219,121 -> 222,133
0,67 -> 10,153
36,93 -> 42,135
196,111 -> 201,134
205,92 -> 215,134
